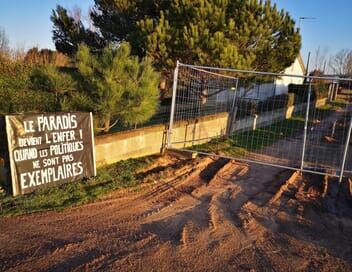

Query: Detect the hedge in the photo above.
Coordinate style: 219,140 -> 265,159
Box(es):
288,83 -> 330,101
235,93 -> 296,118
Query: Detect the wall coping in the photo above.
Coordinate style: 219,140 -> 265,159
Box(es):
95,123 -> 166,145
95,112 -> 229,145
172,112 -> 228,128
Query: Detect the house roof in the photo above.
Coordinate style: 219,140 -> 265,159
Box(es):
297,54 -> 306,75
283,53 -> 306,76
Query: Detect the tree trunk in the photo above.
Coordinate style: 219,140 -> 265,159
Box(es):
159,78 -> 167,100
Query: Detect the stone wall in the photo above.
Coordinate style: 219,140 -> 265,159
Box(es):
95,112 -> 228,166
170,112 -> 228,149
0,98 -> 328,181
95,124 -> 167,167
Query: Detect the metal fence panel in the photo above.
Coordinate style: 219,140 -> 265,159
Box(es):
168,63 -> 352,180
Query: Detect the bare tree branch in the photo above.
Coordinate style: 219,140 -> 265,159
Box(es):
0,26 -> 9,54
329,49 -> 352,76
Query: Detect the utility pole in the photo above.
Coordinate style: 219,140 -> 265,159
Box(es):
305,52 -> 311,76
298,16 -> 316,76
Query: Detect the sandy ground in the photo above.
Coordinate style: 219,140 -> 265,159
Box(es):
1,153 -> 352,272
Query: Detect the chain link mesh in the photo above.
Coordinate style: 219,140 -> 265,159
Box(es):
169,63 -> 352,179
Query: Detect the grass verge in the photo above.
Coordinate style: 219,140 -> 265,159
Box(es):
194,101 -> 342,159
0,157 -> 154,217
314,103 -> 342,120
194,116 -> 307,156
232,116 -> 306,151
0,100 -> 342,217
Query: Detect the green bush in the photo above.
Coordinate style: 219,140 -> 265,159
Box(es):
288,83 -> 309,102
235,98 -> 257,118
257,94 -> 290,113
313,83 -> 330,99
0,59 -> 57,115
235,93 -> 294,118
0,43 -> 160,133
288,83 -> 330,102
0,89 -> 56,115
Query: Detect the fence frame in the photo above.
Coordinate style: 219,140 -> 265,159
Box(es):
167,60 -> 179,149
300,80 -> 312,171
167,62 -> 352,181
339,117 -> 352,182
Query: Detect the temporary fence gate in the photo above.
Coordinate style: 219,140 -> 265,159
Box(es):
167,62 -> 352,182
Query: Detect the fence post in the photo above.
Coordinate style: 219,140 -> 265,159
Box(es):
167,60 -> 180,148
339,117 -> 352,183
227,79 -> 239,136
300,80 -> 312,172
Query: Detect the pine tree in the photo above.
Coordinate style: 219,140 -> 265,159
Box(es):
30,43 -> 160,132
51,5 -> 106,56
30,65 -> 76,96
70,43 -> 160,132
52,0 -> 301,79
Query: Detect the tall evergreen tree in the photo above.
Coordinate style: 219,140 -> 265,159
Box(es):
30,43 -> 160,132
52,0 -> 301,78
51,5 -> 106,56
69,43 -> 160,132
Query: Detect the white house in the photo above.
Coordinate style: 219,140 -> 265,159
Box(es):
212,54 -> 306,103
275,54 -> 306,95
239,54 -> 306,100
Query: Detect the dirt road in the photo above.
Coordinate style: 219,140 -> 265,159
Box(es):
1,154 -> 352,271
250,104 -> 352,174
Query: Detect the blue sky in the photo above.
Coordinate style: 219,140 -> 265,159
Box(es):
0,0 -> 351,66
273,0 -> 352,65
0,0 -> 93,49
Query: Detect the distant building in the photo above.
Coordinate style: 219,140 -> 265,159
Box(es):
242,54 -> 306,100
213,54 -> 307,103
275,54 -> 306,95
